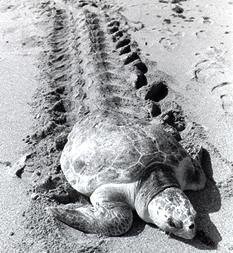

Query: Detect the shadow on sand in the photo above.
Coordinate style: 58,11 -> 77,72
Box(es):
184,148 -> 222,249
124,213 -> 146,237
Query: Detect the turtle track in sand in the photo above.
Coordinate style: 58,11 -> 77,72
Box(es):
16,0 -> 231,252
27,0 -> 178,188
41,0 -> 179,122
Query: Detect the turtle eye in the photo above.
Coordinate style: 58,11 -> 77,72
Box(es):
168,218 -> 176,228
168,218 -> 183,229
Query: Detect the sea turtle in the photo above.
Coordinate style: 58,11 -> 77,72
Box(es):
48,113 -> 206,239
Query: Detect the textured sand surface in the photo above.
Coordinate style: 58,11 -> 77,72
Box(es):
0,0 -> 232,252
0,1 -> 38,251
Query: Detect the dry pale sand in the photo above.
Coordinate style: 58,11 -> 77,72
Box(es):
0,0 -> 232,252
0,1 -> 39,251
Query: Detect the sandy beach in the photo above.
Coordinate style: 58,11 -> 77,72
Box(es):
0,0 -> 232,252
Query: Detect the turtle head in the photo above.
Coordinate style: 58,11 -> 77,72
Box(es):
148,187 -> 196,239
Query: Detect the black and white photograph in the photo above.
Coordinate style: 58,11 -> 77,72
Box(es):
0,0 -> 232,252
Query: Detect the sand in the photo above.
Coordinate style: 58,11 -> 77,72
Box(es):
0,1 -> 38,251
0,0 -> 232,252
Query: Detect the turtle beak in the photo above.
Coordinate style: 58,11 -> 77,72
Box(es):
173,227 -> 196,240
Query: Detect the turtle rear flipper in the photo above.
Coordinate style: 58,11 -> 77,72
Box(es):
48,199 -> 133,236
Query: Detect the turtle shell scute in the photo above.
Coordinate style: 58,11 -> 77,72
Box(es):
112,143 -> 141,170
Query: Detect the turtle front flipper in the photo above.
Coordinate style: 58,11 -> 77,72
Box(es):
183,146 -> 207,191
48,189 -> 133,236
